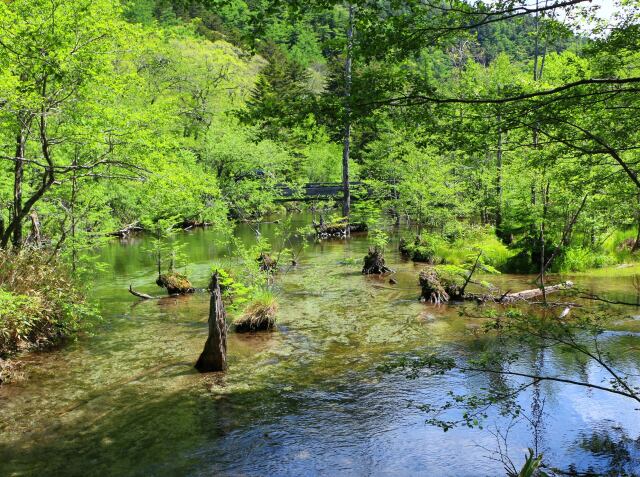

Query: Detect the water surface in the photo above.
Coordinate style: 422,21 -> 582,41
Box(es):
1,218 -> 639,476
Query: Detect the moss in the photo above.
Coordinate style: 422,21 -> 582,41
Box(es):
156,272 -> 194,294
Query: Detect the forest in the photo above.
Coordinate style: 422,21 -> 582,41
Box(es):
1,0 -> 640,476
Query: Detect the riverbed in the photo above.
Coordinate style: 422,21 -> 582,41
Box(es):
1,218 -> 639,476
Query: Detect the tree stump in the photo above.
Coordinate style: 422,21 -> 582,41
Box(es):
419,268 -> 450,304
195,272 -> 227,373
362,247 -> 394,275
156,272 -> 195,295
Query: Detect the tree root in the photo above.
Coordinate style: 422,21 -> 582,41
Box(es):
362,247 -> 394,275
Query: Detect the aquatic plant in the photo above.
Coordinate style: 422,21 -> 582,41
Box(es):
233,289 -> 278,332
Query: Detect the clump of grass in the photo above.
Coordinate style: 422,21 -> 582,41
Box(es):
233,289 -> 278,332
0,250 -> 97,358
553,246 -> 616,273
436,225 -> 513,270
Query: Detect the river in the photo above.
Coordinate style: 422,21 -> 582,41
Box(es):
1,216 -> 639,476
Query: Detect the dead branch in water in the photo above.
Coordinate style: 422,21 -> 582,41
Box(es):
575,291 -> 640,307
128,285 -> 164,300
107,221 -> 143,238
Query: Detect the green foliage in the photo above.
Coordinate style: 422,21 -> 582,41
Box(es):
400,234 -> 442,263
555,246 -> 616,273
510,449 -> 547,477
211,265 -> 253,311
0,251 -> 97,356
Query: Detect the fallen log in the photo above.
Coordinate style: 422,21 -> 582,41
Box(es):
499,281 -> 574,303
107,221 -> 143,238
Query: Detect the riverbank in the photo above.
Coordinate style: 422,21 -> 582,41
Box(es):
0,251 -> 97,383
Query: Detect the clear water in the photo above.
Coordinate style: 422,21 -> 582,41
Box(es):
1,217 -> 639,476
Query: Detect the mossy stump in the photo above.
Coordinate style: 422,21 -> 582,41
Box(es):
156,272 -> 195,295
362,247 -> 394,275
233,301 -> 278,332
419,267 -> 465,304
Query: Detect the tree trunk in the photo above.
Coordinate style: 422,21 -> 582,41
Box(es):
496,114 -> 503,232
633,192 -> 640,252
27,211 -> 41,245
11,129 -> 26,248
195,272 -> 227,373
342,3 -> 354,229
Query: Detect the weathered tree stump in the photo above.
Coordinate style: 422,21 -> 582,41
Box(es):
156,272 -> 195,295
419,268 -> 450,304
362,247 -> 394,274
195,272 -> 227,373
257,252 -> 277,272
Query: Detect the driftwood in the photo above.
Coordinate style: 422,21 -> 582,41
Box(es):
128,285 -> 155,300
418,261 -> 573,305
195,272 -> 227,373
178,219 -> 211,230
107,221 -> 143,238
498,281 -> 574,303
128,285 -> 206,300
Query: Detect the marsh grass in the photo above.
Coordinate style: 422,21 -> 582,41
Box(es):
0,250 -> 97,357
233,289 -> 278,332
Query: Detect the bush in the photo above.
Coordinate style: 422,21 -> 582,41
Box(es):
0,250 -> 97,357
554,246 -> 616,273
400,234 -> 441,263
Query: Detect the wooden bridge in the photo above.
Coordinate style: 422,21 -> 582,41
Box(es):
276,182 -> 366,201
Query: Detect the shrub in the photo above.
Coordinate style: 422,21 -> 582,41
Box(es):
400,234 -> 441,263
555,246 -> 616,273
0,250 -> 96,357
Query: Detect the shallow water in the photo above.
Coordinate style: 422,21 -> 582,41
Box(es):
1,218 -> 639,476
